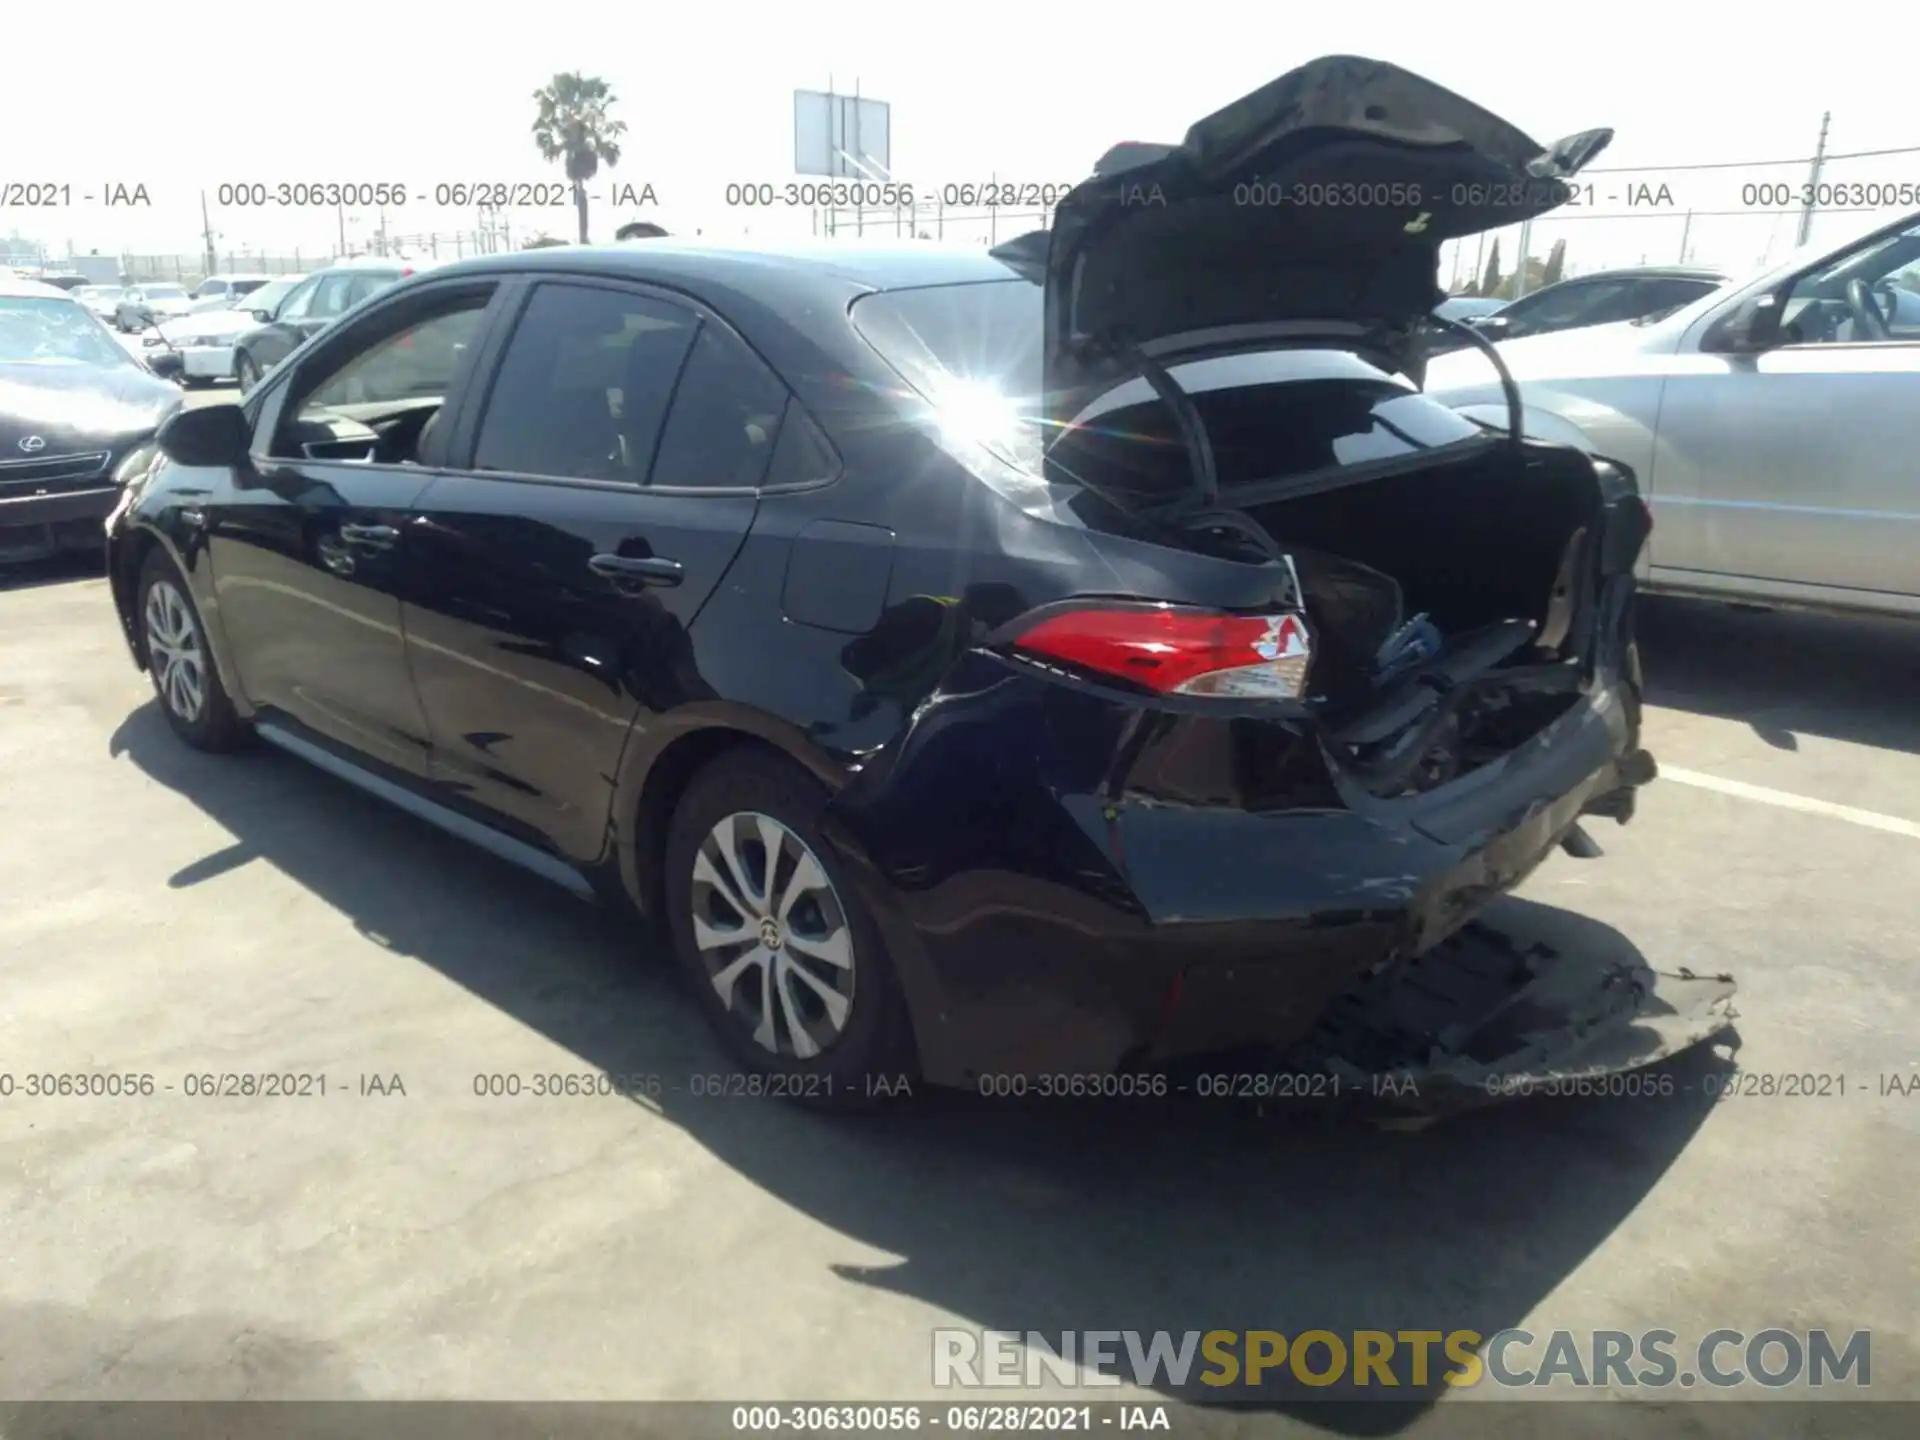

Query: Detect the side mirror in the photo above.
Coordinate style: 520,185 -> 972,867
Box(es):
157,402 -> 250,468
1704,292 -> 1782,354
249,308 -> 274,323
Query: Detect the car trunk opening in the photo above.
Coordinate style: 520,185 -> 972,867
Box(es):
1048,356 -> 1624,799
1247,444 -> 1606,798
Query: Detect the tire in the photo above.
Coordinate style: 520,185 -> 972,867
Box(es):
662,750 -> 917,1106
137,548 -> 249,752
234,350 -> 261,393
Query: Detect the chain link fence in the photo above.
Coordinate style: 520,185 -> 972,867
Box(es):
813,203 -> 1053,245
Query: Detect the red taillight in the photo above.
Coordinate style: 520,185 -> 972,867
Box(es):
400,267 -> 415,277
1011,604 -> 1312,699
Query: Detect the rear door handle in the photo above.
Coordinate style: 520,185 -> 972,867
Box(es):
589,553 -> 683,588
339,523 -> 400,549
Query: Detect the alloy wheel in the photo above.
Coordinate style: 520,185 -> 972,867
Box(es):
690,811 -> 856,1060
144,579 -> 208,724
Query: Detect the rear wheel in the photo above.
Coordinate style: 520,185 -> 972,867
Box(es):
234,350 -> 261,393
138,549 -> 249,752
662,751 -> 916,1105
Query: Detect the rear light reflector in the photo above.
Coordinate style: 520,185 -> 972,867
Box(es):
1012,604 -> 1312,699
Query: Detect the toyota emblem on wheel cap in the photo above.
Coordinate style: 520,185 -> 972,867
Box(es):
17,436 -> 45,453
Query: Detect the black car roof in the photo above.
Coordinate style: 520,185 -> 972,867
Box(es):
427,240 -> 1024,298
394,241 -> 1031,445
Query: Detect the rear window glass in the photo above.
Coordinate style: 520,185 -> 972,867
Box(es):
850,279 -> 1484,494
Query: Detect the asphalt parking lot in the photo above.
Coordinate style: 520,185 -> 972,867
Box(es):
1,508 -> 1916,1429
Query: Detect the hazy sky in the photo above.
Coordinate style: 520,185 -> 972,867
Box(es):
5,0 -> 1913,279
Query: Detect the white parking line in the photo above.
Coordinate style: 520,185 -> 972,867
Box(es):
1661,766 -> 1920,840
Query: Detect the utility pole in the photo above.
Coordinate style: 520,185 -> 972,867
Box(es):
199,189 -> 218,274
1512,219 -> 1534,299
1797,111 -> 1831,248
337,201 -> 347,258
1678,209 -> 1694,264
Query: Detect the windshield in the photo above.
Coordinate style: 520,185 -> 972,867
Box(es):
0,296 -> 135,367
850,279 -> 1485,490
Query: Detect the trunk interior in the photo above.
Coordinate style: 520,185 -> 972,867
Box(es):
1056,377 -> 1611,799
1244,444 -> 1605,797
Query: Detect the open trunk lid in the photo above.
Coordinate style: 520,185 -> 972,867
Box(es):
988,54 -> 1609,440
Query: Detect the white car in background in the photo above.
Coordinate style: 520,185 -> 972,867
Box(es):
1422,209 -> 1920,620
185,272 -> 276,314
146,274 -> 306,386
71,285 -> 127,323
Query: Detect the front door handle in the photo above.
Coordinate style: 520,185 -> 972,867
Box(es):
339,522 -> 400,550
589,553 -> 683,588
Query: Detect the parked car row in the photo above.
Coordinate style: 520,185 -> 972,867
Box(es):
143,258 -> 421,388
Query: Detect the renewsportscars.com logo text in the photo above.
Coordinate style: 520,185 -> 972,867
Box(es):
932,1328 -> 1872,1391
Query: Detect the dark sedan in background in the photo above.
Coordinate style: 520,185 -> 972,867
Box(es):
1429,265 -> 1731,354
105,57 -> 1729,1111
0,277 -> 180,565
232,258 -> 420,391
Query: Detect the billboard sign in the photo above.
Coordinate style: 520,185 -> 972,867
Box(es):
794,89 -> 891,180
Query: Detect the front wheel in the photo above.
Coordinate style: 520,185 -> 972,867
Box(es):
234,350 -> 261,393
662,751 -> 917,1106
138,549 -> 249,751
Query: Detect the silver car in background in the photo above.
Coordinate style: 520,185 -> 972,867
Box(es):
1423,210 -> 1920,619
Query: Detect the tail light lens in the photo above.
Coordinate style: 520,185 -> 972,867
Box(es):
1011,603 -> 1312,700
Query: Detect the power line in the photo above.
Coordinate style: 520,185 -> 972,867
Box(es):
1509,205 -> 1903,222
1584,141 -> 1920,174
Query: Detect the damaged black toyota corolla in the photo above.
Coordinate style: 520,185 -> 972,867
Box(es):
110,56 -> 1733,1111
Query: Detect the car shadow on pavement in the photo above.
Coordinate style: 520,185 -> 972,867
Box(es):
1639,595 -> 1920,756
0,551 -> 106,592
108,701 -> 1729,1434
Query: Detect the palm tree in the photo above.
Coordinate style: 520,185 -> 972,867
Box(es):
531,72 -> 627,245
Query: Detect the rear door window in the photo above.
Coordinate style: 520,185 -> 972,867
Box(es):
346,271 -> 401,307
307,273 -> 357,320
471,282 -> 698,484
646,324 -> 790,490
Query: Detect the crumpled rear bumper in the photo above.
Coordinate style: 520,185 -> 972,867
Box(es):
1162,906 -> 1738,1122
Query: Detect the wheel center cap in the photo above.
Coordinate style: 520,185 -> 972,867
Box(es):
759,917 -> 783,951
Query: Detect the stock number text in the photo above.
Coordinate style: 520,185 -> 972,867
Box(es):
216,182 -> 408,208
725,182 -> 916,208
1743,181 -> 1919,209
